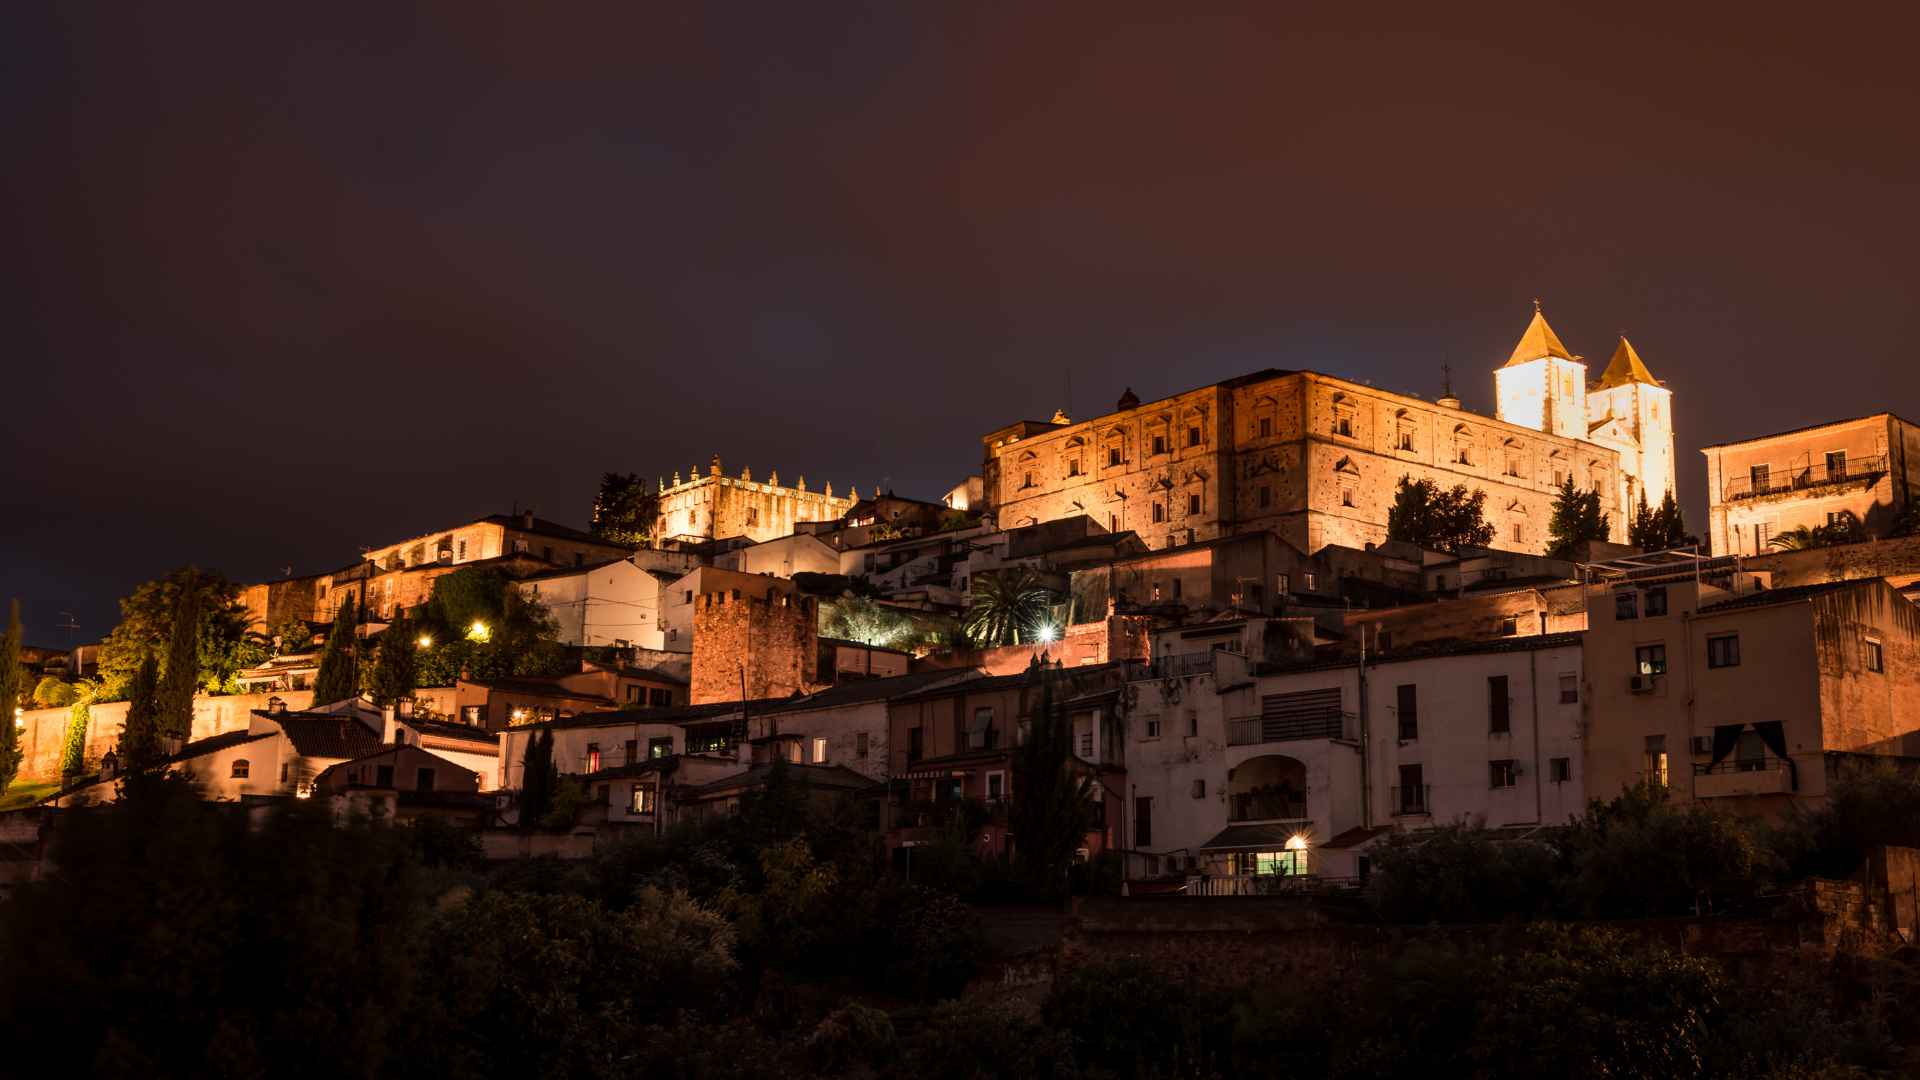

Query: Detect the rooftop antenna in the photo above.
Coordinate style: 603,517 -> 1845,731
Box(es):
282,565 -> 293,578
56,612 -> 79,646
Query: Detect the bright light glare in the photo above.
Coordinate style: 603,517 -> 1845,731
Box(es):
1284,833 -> 1309,851
416,634 -> 434,649
466,620 -> 491,642
1035,624 -> 1059,643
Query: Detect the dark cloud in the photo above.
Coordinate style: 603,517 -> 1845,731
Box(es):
5,1 -> 1918,642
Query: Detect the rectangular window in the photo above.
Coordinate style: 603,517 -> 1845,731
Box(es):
1866,639 -> 1884,672
1615,591 -> 1638,620
1152,502 -> 1166,523
1067,459 -> 1081,476
1550,757 -> 1571,783
1396,683 -> 1419,740
1398,429 -> 1414,451
1397,764 -> 1425,814
1335,415 -> 1353,437
1512,521 -> 1525,544
1827,450 -> 1847,479
586,744 -> 602,772
648,736 -> 674,759
1191,779 -> 1206,799
1134,796 -> 1153,846
856,732 -> 869,758
1750,463 -> 1771,492
1635,644 -> 1668,676
456,540 -> 468,560
416,768 -> 435,792
812,737 -> 829,764
1187,708 -> 1199,736
1187,493 -> 1201,515
1152,434 -> 1168,455
376,764 -> 394,788
908,727 -> 923,762
1258,416 -> 1272,437
1707,633 -> 1740,669
460,705 -> 483,725
1258,484 -> 1272,508
1489,760 -> 1517,788
624,739 -> 639,764
1341,487 -> 1355,508
1488,675 -> 1510,733
1145,716 -> 1162,738
987,771 -> 1005,802
1736,730 -> 1768,770
1108,447 -> 1123,467
1499,615 -> 1518,636
630,785 -> 655,814
1644,587 -> 1668,617
648,688 -> 672,707
1558,673 -> 1578,704
1186,426 -> 1201,447
1644,735 -> 1669,787
746,507 -> 758,526
1276,573 -> 1289,594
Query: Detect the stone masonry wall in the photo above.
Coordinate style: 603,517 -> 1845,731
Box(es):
690,592 -> 818,704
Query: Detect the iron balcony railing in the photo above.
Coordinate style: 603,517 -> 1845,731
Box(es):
1128,652 -> 1221,681
1391,784 -> 1432,816
1722,455 -> 1885,500
1227,712 -> 1349,746
1692,758 -> 1784,776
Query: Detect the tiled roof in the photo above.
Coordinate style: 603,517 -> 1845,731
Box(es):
759,669 -> 979,714
409,718 -> 497,745
172,730 -> 275,763
543,698 -> 786,731
1199,822 -> 1310,852
1698,579 -> 1873,615
1700,413 -> 1919,450
680,762 -> 876,798
514,556 -> 633,583
477,513 -> 635,549
274,713 -> 386,761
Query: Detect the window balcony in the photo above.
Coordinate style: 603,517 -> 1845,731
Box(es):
1227,712 -> 1349,746
1227,790 -> 1309,823
1391,784 -> 1431,816
1722,455 -> 1886,501
1128,652 -> 1218,681
1693,760 -> 1794,798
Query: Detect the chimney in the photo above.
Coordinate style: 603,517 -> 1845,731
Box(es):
521,509 -> 535,530
382,705 -> 403,745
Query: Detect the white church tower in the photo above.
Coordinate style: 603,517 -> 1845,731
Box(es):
1586,335 -> 1677,512
1494,301 -> 1589,440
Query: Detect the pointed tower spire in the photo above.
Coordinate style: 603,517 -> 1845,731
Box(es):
1502,301 -> 1579,367
1594,335 -> 1660,389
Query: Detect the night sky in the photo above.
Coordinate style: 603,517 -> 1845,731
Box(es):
5,3 -> 1918,646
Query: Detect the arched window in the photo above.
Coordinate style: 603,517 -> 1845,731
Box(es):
231,759 -> 251,779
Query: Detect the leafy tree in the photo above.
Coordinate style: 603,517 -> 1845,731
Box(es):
96,568 -> 258,699
1386,476 -> 1495,553
309,595 -> 360,706
269,616 -> 314,655
1563,781 -> 1767,918
589,471 -> 655,546
415,567 -> 567,685
1045,957 -> 1231,1078
1008,663 -> 1092,900
1629,489 -> 1698,551
368,610 -> 418,707
32,674 -> 76,707
0,601 -> 22,794
820,595 -> 948,652
119,653 -> 163,770
1367,823 -> 1559,922
153,585 -> 201,743
1547,476 -> 1612,558
963,566 -> 1056,646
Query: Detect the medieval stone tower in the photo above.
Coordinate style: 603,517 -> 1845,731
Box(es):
1494,302 -> 1676,513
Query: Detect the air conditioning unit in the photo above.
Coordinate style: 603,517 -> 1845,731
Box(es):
1691,735 -> 1713,756
1629,675 -> 1655,694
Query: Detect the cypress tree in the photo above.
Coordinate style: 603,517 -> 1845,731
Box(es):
120,653 -> 162,770
59,688 -> 92,779
1547,476 -> 1611,559
519,728 -> 556,828
0,601 -> 24,794
154,585 -> 202,744
368,610 -> 418,708
310,595 -> 360,706
1008,660 -> 1094,901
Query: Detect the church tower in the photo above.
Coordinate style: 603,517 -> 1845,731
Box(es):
1586,335 -> 1677,511
1494,301 -> 1589,439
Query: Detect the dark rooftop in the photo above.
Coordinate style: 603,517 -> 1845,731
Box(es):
1698,579 -> 1876,615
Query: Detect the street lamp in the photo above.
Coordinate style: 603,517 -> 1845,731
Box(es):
416,634 -> 434,649
1034,623 -> 1059,644
467,620 -> 491,643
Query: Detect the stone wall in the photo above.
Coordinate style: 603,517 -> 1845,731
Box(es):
1747,533 -> 1920,592
690,591 -> 819,704
656,458 -> 854,544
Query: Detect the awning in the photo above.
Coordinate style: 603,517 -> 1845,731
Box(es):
1198,821 -> 1311,852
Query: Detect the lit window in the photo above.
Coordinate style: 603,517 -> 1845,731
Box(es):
586,743 -> 602,772
812,737 -> 829,764
630,785 -> 655,814
1644,735 -> 1668,787
1635,644 -> 1668,676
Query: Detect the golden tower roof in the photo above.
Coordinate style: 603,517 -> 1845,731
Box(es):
1593,335 -> 1661,390
1501,301 -> 1579,367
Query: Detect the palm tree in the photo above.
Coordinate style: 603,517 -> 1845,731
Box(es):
963,567 -> 1055,647
1766,526 -> 1820,551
